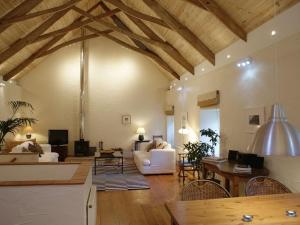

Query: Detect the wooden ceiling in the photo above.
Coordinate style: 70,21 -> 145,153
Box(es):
0,0 -> 298,81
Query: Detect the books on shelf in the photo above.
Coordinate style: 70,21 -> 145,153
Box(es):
233,164 -> 252,173
202,157 -> 227,163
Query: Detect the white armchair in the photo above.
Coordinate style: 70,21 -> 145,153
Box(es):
39,144 -> 59,162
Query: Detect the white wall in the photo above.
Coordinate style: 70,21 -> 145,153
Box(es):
167,31 -> 300,191
18,38 -> 169,155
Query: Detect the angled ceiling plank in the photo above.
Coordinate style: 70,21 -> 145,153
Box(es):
0,8 -> 71,64
86,25 -> 180,79
196,0 -> 247,41
38,30 -> 113,58
0,0 -> 43,33
181,0 -> 207,10
73,6 -> 172,51
143,0 -> 215,65
33,8 -> 121,43
102,0 -> 170,29
127,14 -> 194,74
0,0 -> 81,26
3,35 -> 65,81
3,3 -> 100,81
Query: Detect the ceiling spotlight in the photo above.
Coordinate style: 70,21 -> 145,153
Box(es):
176,86 -> 183,91
184,77 -> 188,81
246,61 -> 250,65
271,30 -> 277,36
242,62 -> 246,66
173,83 -> 176,86
237,63 -> 241,67
201,68 -> 205,72
236,57 -> 252,68
226,54 -> 231,59
169,85 -> 173,89
0,82 -> 6,87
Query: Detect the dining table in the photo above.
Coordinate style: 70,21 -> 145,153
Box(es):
166,193 -> 300,225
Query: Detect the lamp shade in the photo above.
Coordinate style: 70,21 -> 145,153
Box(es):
178,127 -> 189,135
24,126 -> 33,133
250,104 -> 300,156
136,127 -> 145,134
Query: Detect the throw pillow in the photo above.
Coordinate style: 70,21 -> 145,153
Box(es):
146,141 -> 155,152
28,143 -> 44,156
155,139 -> 163,148
157,141 -> 168,149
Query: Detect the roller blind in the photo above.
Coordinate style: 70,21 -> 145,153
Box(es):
197,90 -> 220,107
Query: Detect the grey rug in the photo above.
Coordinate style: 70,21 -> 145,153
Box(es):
92,158 -> 150,191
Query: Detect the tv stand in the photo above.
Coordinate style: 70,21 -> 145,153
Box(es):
51,145 -> 68,162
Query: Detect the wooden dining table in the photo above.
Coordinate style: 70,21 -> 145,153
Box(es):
202,160 -> 269,197
166,193 -> 300,225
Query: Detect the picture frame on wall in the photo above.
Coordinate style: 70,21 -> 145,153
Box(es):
245,107 -> 265,133
122,115 -> 131,125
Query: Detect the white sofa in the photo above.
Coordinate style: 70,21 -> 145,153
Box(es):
9,142 -> 59,163
133,142 -> 176,174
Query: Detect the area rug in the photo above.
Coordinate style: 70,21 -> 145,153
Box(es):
92,158 -> 150,191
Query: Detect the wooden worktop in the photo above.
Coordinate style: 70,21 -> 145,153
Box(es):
0,162 -> 91,186
166,193 -> 300,225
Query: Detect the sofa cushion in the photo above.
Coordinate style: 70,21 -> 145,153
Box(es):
11,141 -> 34,153
5,139 -> 36,152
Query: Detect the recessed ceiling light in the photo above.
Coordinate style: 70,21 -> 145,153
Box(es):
201,68 -> 205,72
184,77 -> 188,81
0,82 -> 6,87
226,54 -> 231,59
176,86 -> 183,91
271,30 -> 277,36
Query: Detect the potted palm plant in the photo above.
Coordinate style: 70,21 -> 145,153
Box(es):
184,128 -> 220,165
0,101 -> 37,151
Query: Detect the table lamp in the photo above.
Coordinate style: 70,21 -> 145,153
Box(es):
136,127 -> 145,141
24,126 -> 33,139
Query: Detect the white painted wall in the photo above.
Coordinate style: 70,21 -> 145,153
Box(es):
17,38 -> 169,155
167,15 -> 300,192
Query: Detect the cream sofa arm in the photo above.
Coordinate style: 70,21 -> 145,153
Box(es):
150,149 -> 176,169
40,144 -> 52,153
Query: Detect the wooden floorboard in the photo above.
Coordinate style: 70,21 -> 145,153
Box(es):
97,174 -> 183,225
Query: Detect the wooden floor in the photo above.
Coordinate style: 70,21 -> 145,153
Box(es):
96,174 -> 183,225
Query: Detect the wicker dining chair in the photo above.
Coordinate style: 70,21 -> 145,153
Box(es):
245,176 -> 292,196
182,180 -> 231,201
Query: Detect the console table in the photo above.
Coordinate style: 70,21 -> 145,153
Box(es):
202,160 -> 269,197
134,140 -> 150,151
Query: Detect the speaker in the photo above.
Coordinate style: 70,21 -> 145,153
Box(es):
228,150 -> 239,161
252,156 -> 264,169
237,153 -> 257,166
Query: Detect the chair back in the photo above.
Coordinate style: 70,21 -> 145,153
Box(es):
245,176 -> 291,196
182,180 -> 231,201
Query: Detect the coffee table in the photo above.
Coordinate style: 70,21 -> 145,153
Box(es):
94,150 -> 123,175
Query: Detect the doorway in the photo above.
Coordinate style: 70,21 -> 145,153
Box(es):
199,108 -> 220,156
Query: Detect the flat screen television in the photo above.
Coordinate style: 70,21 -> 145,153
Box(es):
48,130 -> 68,145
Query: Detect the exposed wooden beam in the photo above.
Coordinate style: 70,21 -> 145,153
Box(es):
0,0 -> 81,26
0,8 -> 71,65
181,0 -> 207,10
3,3 -> 100,81
3,35 -> 65,81
126,14 -> 194,74
38,30 -> 113,58
0,0 -> 43,33
195,0 -> 247,41
99,1 -> 180,79
33,8 -> 121,43
73,6 -> 171,51
102,0 -> 170,29
86,26 -> 180,79
143,0 -> 215,65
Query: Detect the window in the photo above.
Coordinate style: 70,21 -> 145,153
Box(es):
199,108 -> 220,156
166,115 -> 175,147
